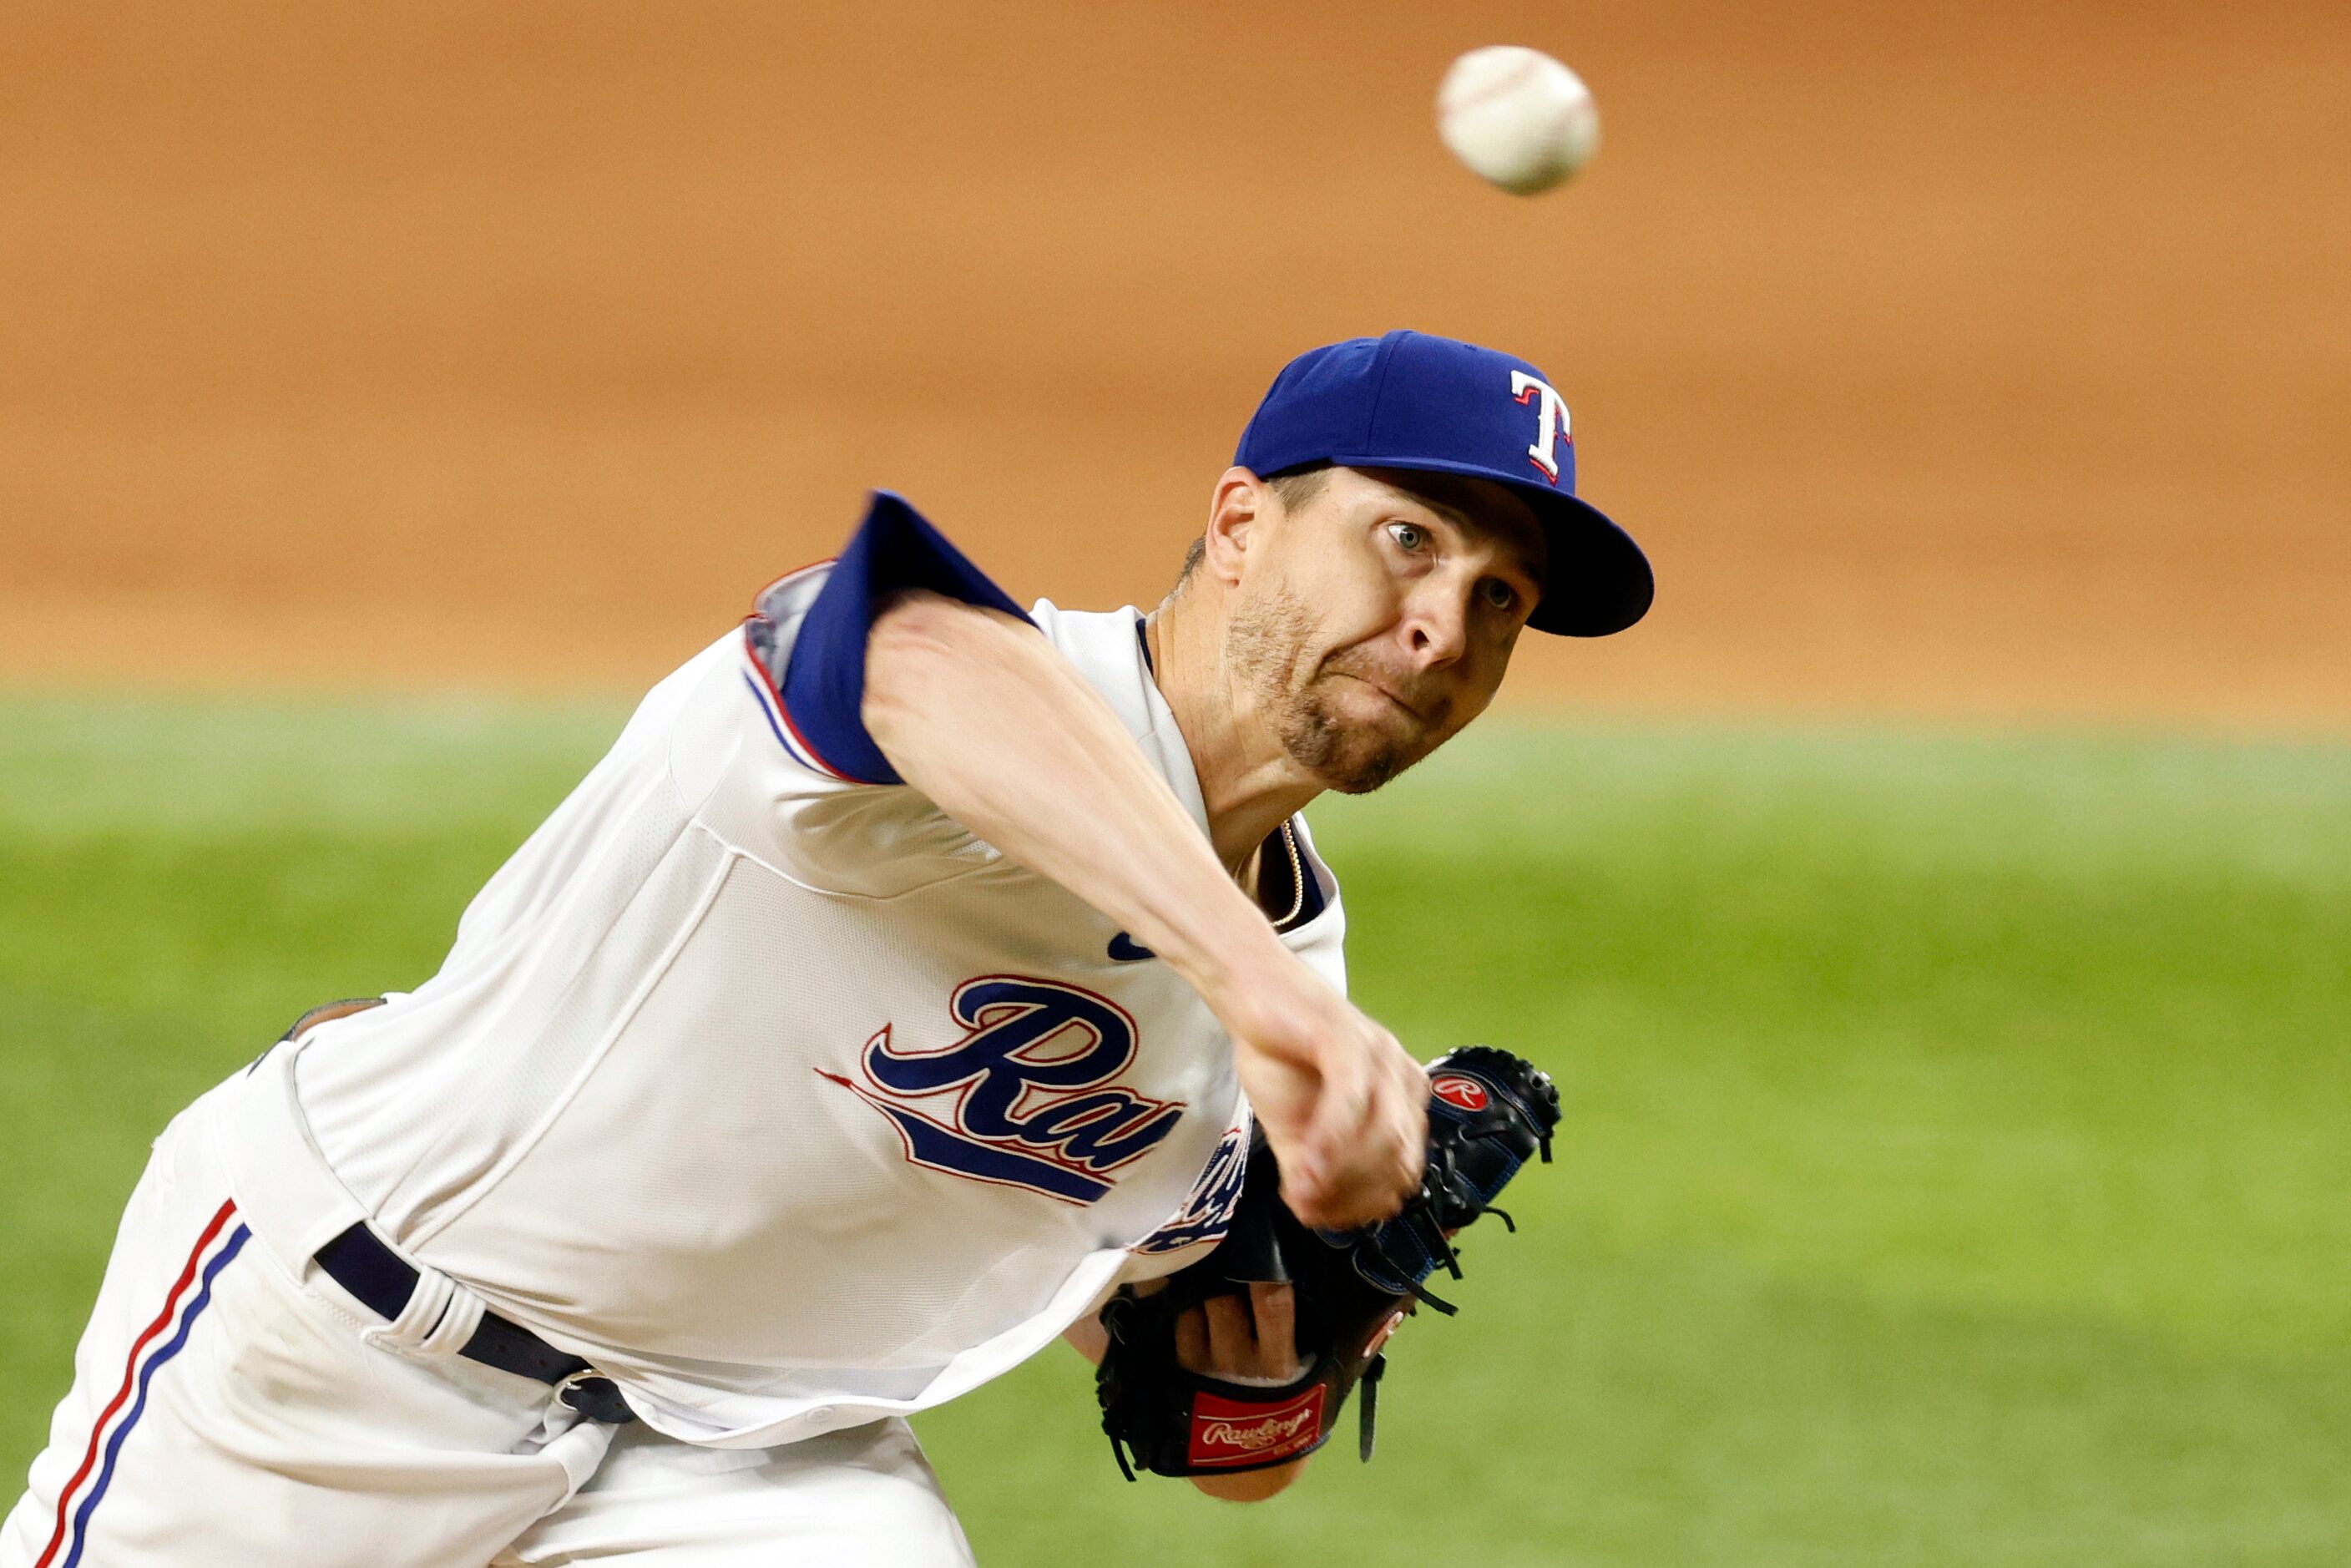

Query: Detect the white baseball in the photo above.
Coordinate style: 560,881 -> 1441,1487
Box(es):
1436,45 -> 1600,195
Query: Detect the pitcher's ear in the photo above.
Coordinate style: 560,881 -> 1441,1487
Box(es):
1203,467 -> 1269,585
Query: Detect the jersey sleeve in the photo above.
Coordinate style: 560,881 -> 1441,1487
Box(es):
712,491 -> 1037,898
746,489 -> 1035,787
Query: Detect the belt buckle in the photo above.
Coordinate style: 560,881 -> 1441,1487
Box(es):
553,1369 -> 633,1425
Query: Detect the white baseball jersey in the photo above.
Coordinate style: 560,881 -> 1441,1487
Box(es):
283,493 -> 1348,1448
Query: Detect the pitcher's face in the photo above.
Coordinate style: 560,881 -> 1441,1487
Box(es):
1226,467 -> 1547,793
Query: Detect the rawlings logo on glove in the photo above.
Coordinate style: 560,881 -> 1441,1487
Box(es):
1188,1388 -> 1327,1467
1094,1045 -> 1560,1479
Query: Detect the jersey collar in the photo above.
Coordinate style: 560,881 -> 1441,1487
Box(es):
1027,600 -> 1215,841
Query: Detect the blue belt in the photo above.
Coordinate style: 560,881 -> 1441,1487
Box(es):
312,1222 -> 634,1424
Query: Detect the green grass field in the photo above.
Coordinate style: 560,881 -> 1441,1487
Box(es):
3,696 -> 2346,1565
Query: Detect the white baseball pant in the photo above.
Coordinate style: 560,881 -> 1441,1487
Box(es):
1,1070 -> 977,1567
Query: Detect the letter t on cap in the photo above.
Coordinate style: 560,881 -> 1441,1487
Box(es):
1509,371 -> 1572,483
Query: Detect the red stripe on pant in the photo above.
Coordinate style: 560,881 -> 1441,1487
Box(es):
33,1197 -> 240,1568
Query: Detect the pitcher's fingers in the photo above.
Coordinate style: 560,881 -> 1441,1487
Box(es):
1302,1025 -> 1373,1151
1398,1088 -> 1430,1188
1385,1053 -> 1430,1186
1280,1166 -> 1343,1232
1312,1095 -> 1406,1229
1201,1292 -> 1256,1371
1249,1282 -> 1301,1381
1174,1303 -> 1211,1373
1334,1070 -> 1418,1223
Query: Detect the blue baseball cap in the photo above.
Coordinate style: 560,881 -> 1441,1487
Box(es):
1234,331 -> 1653,636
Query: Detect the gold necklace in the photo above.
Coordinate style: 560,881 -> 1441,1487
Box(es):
1273,820 -> 1306,928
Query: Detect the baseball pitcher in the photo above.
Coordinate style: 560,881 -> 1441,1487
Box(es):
4,331 -> 1651,1565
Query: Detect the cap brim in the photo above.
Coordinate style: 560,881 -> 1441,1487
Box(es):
1516,488 -> 1654,637
1326,456 -> 1654,637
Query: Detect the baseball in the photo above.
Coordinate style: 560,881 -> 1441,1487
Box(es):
1436,45 -> 1600,195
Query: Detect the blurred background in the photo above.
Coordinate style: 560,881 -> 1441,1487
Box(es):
3,2 -> 2345,1563
5,0 -> 2344,720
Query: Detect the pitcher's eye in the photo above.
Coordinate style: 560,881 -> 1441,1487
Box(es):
1479,578 -> 1519,612
1387,522 -> 1428,552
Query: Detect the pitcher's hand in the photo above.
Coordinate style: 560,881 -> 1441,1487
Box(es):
1174,1282 -> 1311,1502
1214,957 -> 1426,1232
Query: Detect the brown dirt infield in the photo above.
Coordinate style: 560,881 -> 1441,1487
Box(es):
1,1 -> 2344,729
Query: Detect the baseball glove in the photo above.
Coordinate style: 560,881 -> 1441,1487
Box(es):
1094,1045 -> 1560,1479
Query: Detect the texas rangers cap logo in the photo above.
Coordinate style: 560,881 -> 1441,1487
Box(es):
1509,371 -> 1572,484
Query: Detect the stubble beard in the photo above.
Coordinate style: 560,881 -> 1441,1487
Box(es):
1226,586 -> 1443,796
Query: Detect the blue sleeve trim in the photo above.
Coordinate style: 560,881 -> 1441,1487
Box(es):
777,491 -> 1034,786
